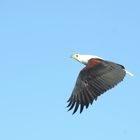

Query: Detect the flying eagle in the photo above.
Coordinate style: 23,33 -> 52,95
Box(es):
67,54 -> 133,114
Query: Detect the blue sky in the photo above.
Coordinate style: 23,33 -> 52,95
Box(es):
0,0 -> 140,140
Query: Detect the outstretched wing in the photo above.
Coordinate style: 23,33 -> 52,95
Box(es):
67,58 -> 126,114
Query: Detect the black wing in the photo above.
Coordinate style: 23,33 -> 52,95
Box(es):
67,60 -> 126,114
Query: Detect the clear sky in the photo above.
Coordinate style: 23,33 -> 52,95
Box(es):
0,0 -> 140,140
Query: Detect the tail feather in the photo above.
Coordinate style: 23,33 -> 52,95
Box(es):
124,69 -> 134,76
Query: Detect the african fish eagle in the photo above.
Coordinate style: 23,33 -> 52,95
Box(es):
67,54 -> 133,114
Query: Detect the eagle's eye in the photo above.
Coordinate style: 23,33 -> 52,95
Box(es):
75,54 -> 78,57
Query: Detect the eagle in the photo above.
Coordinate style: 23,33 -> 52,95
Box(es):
67,54 -> 133,114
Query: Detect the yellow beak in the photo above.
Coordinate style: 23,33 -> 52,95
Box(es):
71,54 -> 77,59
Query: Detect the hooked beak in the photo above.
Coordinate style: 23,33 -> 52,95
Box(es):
70,54 -> 76,59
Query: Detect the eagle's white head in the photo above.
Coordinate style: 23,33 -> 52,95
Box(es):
71,54 -> 103,65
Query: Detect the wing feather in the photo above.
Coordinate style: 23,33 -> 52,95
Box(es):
67,59 -> 126,114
